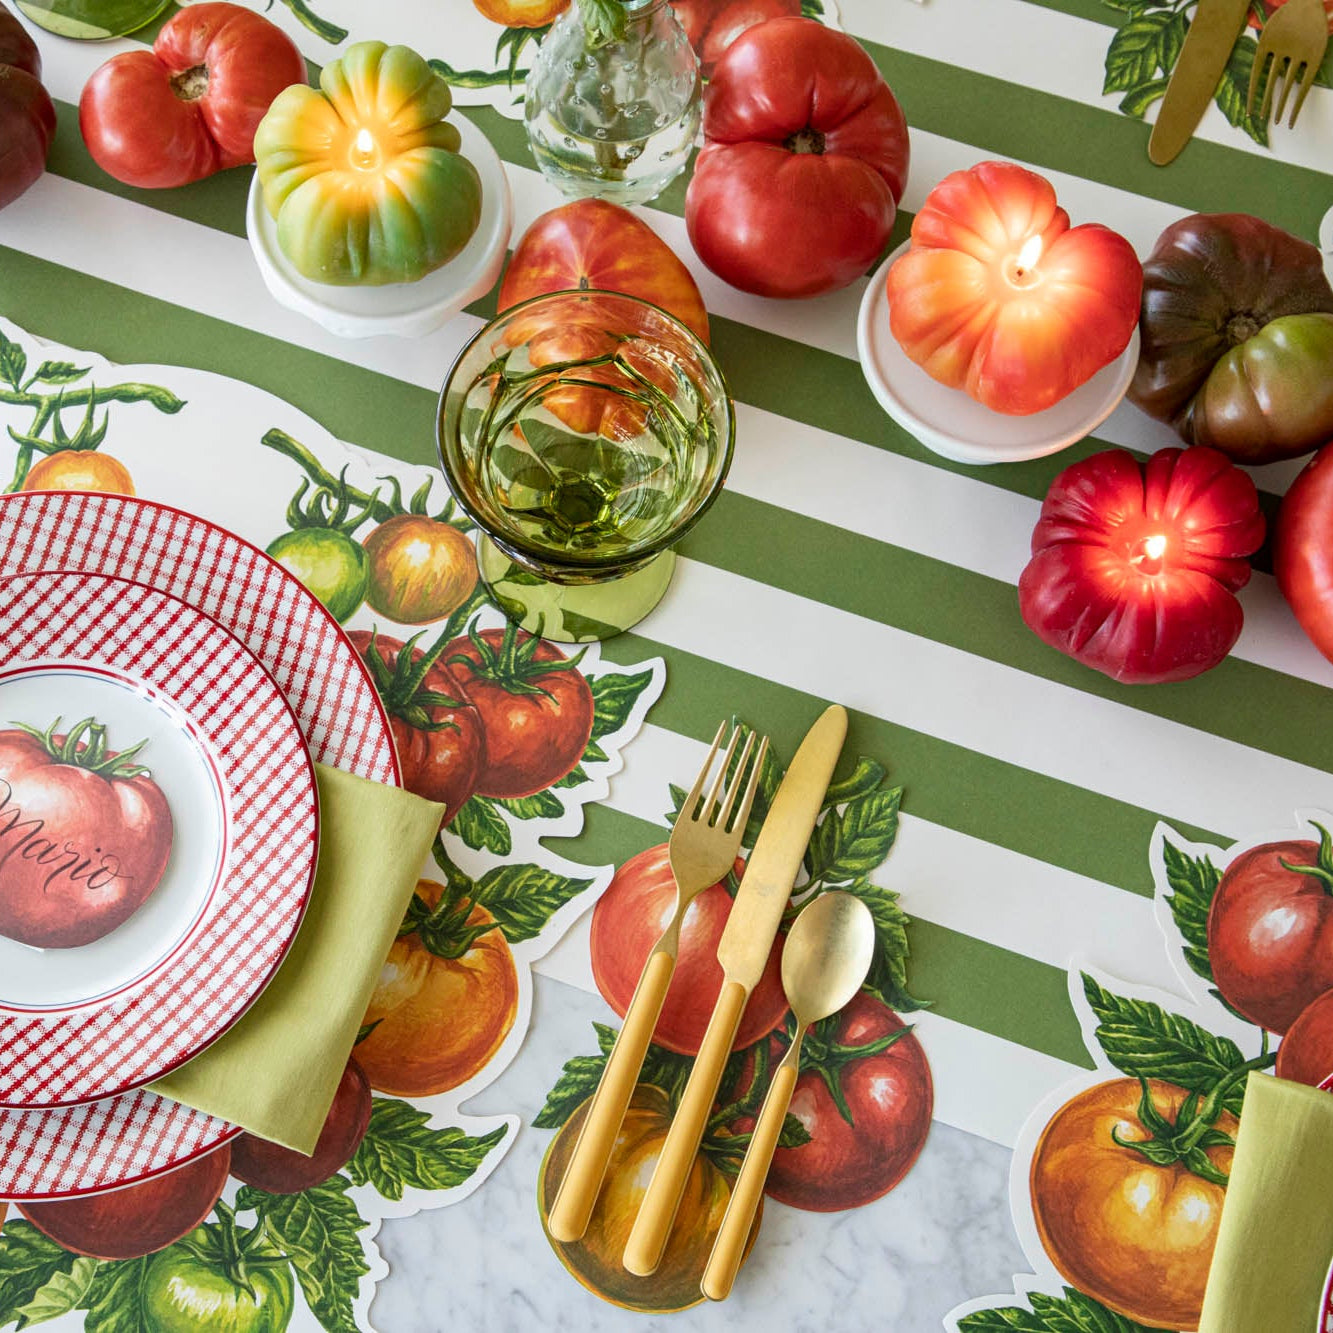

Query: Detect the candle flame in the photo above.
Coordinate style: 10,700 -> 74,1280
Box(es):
354,128 -> 376,155
1143,533 -> 1167,561
1016,234 -> 1043,272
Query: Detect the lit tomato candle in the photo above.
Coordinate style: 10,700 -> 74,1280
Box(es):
886,160 -> 1142,415
1018,446 -> 1265,684
254,41 -> 482,286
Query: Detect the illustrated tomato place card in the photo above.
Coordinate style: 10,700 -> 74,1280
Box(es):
0,659 -> 222,1012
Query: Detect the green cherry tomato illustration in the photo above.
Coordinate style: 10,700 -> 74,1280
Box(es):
266,528 -> 369,624
142,1222 -> 296,1333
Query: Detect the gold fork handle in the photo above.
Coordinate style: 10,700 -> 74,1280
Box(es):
623,979 -> 750,1276
547,945 -> 678,1242
701,1035 -> 803,1301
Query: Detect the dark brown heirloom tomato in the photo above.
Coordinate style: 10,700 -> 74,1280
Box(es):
19,1144 -> 231,1260
0,2 -> 56,211
1128,213 -> 1333,465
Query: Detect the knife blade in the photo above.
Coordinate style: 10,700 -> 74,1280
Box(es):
715,704 -> 848,989
623,704 -> 848,1276
1148,0 -> 1251,166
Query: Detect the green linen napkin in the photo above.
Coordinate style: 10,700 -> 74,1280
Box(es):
149,764 -> 444,1155
1199,1073 -> 1333,1333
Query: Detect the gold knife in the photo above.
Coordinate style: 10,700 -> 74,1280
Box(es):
622,704 -> 848,1277
1148,0 -> 1252,165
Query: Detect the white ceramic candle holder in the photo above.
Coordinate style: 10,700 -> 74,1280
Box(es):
857,240 -> 1140,466
246,116 -> 513,341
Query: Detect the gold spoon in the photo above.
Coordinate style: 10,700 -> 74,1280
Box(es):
700,891 -> 876,1302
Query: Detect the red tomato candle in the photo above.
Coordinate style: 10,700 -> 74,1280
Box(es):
886,160 -> 1142,415
1018,446 -> 1265,684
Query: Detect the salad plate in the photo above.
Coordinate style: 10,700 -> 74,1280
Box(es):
0,492 -> 400,1199
0,571 -> 318,1108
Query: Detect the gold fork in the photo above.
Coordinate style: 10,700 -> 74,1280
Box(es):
546,720 -> 768,1243
1248,0 -> 1329,129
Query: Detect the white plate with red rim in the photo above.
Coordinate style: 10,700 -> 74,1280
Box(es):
857,241 -> 1140,466
0,491 -> 400,1200
0,570 -> 319,1108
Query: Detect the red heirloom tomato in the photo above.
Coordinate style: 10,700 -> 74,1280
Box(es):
1128,214 -> 1333,465
886,160 -> 1142,414
732,994 -> 932,1211
684,17 -> 909,299
1275,444 -> 1333,663
19,1144 -> 231,1261
230,1059 -> 372,1194
590,844 -> 788,1055
1018,446 -> 1264,684
670,0 -> 801,76
443,624 -> 593,798
1276,989 -> 1333,1086
0,718 -> 174,948
1208,830 -> 1333,1033
499,198 -> 709,343
79,2 -> 304,189
349,629 -> 486,822
1029,1078 -> 1234,1329
0,2 -> 55,211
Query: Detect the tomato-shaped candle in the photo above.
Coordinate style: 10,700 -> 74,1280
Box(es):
886,161 -> 1142,415
254,42 -> 482,286
1018,446 -> 1265,685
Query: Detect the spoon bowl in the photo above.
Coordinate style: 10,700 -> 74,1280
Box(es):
781,891 -> 876,1028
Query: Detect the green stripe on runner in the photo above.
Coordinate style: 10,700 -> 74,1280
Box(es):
549,803 -> 1093,1068
0,245 -> 441,466
592,632 -> 1222,898
859,38 -> 1330,239
680,490 -> 1313,760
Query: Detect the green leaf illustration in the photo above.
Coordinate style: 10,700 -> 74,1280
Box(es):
588,668 -> 654,745
13,1255 -> 97,1326
495,789 -> 565,821
1215,37 -> 1270,146
80,1257 -> 152,1333
1103,9 -> 1186,93
470,862 -> 594,943
236,1177 -> 367,1333
1119,75 -> 1171,116
346,1099 -> 508,1201
0,336 -> 27,392
959,1285 -> 1156,1330
27,362 -> 90,388
809,786 -> 903,888
1081,974 -> 1250,1112
449,795 -> 512,856
0,1222 -> 82,1325
822,757 -> 888,808
1161,838 -> 1221,983
845,879 -> 926,1014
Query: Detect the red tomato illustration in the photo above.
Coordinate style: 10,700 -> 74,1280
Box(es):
0,717 -> 173,948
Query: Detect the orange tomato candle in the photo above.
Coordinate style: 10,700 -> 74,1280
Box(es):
886,160 -> 1142,415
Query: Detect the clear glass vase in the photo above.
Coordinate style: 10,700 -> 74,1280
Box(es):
524,0 -> 701,207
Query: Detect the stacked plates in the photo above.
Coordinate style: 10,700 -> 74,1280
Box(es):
0,490 -> 400,1200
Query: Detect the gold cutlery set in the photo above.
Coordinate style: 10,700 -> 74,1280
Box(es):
548,705 -> 875,1301
1148,0 -> 1328,165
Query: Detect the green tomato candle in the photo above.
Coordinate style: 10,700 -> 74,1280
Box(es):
254,41 -> 482,286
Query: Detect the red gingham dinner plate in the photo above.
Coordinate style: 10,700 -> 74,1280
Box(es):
0,491 -> 401,1200
0,571 -> 319,1107
0,491 -> 398,785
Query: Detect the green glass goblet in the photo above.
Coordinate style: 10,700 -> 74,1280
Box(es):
437,290 -> 734,643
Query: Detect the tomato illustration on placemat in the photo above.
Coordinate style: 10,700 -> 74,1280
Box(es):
534,738 -> 932,1312
0,717 -> 172,949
